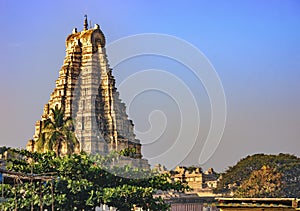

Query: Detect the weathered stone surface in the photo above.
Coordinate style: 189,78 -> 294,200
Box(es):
27,22 -> 147,167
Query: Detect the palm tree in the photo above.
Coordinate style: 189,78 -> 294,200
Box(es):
36,105 -> 80,156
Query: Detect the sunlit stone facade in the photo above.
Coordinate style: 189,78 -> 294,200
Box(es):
27,20 -> 145,163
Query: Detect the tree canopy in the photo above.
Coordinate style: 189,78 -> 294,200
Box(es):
235,165 -> 283,197
214,153 -> 300,197
0,148 -> 187,210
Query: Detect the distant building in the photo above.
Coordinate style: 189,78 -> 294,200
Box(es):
170,166 -> 219,196
152,165 -> 220,210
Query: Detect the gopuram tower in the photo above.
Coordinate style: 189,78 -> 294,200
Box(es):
27,17 -> 145,162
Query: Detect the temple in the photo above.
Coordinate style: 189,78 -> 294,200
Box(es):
27,17 -> 144,162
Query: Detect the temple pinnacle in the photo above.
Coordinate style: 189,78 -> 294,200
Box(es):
84,15 -> 88,30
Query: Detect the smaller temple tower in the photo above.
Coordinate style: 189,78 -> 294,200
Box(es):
27,17 -> 146,166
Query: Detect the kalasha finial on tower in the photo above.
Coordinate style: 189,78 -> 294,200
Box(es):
84,15 -> 88,30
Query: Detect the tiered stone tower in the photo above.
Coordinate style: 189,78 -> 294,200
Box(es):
27,17 -> 145,161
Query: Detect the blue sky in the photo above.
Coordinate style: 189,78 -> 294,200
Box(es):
0,0 -> 300,171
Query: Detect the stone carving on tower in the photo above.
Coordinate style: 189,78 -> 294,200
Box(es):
27,17 -> 145,163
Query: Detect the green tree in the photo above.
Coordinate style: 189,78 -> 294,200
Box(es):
214,153 -> 300,197
235,165 -> 283,197
0,148 -> 187,210
36,105 -> 79,156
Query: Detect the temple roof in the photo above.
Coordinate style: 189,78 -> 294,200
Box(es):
66,25 -> 106,48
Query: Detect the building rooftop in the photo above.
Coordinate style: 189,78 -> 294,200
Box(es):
217,198 -> 300,210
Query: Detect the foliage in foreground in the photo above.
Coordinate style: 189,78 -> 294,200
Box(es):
0,148 -> 187,211
214,153 -> 300,197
